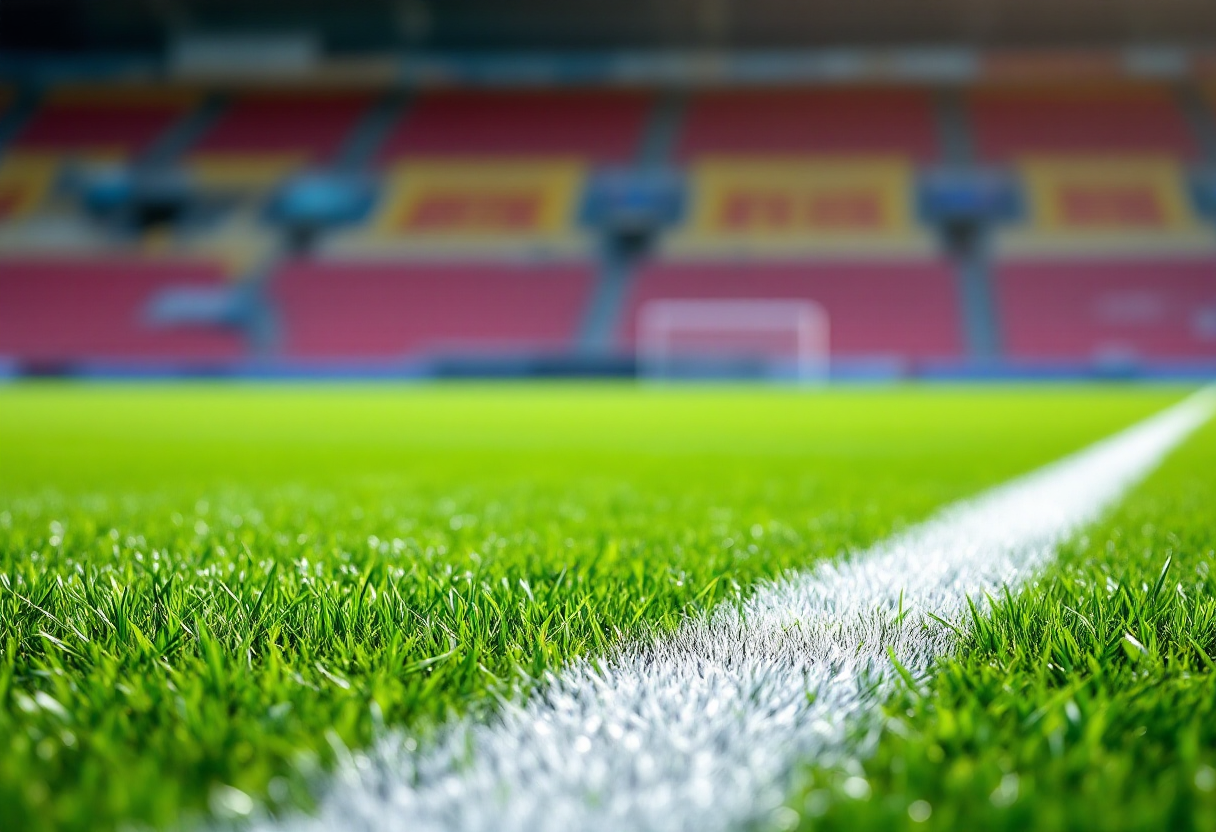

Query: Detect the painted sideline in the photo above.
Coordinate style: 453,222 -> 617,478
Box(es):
254,389 -> 1216,832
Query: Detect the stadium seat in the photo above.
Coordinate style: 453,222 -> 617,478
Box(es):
11,86 -> 197,157
0,257 -> 244,364
995,257 -> 1216,361
378,90 -> 651,164
271,259 -> 595,359
968,84 -> 1199,162
621,259 -> 963,360
190,91 -> 371,164
676,88 -> 940,161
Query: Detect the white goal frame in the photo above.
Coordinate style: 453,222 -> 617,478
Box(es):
637,299 -> 830,382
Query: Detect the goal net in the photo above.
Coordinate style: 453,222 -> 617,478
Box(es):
637,299 -> 829,381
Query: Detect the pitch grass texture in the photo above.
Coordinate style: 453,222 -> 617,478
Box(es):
0,384 -> 1189,832
247,390 -> 1213,832
791,417 -> 1216,832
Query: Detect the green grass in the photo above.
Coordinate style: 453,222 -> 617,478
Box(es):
0,383 -> 1192,832
791,409 -> 1216,832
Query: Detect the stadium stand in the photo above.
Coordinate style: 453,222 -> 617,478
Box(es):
378,90 -> 652,164
9,86 -> 196,158
271,259 -> 596,359
182,91 -> 372,204
995,257 -> 1216,361
978,84 -> 1215,366
620,259 -> 964,361
191,92 -> 370,162
675,88 -> 940,161
968,84 -> 1199,162
340,91 -> 635,255
0,257 -> 244,364
186,91 -> 373,188
651,89 -> 948,369
1,75 -> 1213,375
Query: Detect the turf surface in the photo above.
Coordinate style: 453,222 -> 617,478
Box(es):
791,407 -> 1216,832
0,383 -> 1193,832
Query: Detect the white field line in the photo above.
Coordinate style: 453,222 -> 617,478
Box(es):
258,389 -> 1215,832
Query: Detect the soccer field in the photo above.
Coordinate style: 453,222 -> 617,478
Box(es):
2,384 -> 1214,832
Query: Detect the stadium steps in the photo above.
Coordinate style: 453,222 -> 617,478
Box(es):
577,242 -> 636,353
1177,82 -> 1216,165
578,92 -> 689,353
333,91 -> 410,173
138,92 -> 228,169
0,87 -> 41,158
952,232 -> 1002,359
933,86 -> 1001,359
934,87 -> 973,165
636,92 -> 687,169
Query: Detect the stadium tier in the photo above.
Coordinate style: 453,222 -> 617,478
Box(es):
0,257 -> 244,364
378,90 -> 652,163
2,80 -> 1215,374
621,259 -> 963,362
967,84 -> 1200,162
270,260 -> 596,360
676,88 -> 939,161
9,86 -> 196,157
995,257 -> 1216,362
190,92 -> 371,162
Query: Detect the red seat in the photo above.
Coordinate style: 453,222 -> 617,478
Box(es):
621,260 -> 963,360
379,91 -> 651,164
13,92 -> 191,155
272,260 -> 595,359
676,88 -> 940,162
0,258 -> 244,363
968,85 -> 1198,163
191,92 -> 373,162
995,258 -> 1216,361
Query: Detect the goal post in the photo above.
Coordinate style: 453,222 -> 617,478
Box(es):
637,299 -> 829,382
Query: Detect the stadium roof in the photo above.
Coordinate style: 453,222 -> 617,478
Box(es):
5,0 -> 1216,54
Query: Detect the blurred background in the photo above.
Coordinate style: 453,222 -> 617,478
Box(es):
1,0 -> 1216,380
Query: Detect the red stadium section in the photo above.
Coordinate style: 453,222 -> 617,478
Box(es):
676,88 -> 939,161
968,84 -> 1199,162
995,258 -> 1216,361
0,258 -> 244,364
11,88 -> 194,156
190,92 -> 372,163
379,91 -> 651,163
271,260 -> 595,359
620,259 -> 963,361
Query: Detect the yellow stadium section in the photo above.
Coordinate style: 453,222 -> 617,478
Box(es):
331,158 -> 589,256
663,156 -> 934,257
0,153 -> 61,221
186,153 -> 310,192
999,155 -> 1216,255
